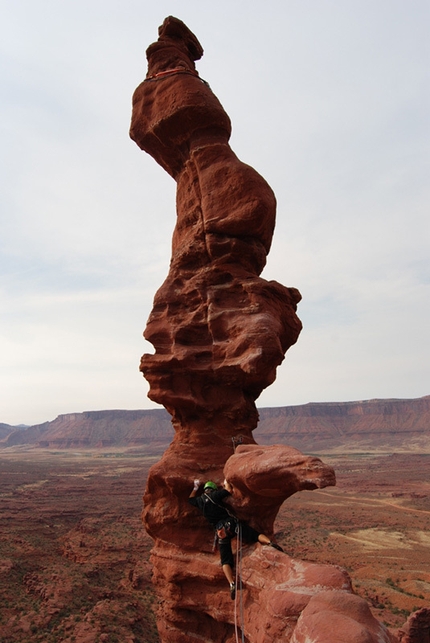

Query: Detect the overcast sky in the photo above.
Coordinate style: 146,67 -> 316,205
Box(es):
1,1 -> 428,426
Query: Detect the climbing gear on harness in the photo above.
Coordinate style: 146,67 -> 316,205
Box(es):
269,542 -> 284,552
203,480 -> 217,491
216,518 -> 237,541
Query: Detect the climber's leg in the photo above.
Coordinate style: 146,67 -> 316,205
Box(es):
219,538 -> 236,597
241,522 -> 284,552
258,533 -> 284,551
257,533 -> 271,545
222,563 -> 234,584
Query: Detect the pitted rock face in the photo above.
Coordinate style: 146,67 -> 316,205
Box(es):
397,608 -> 430,643
290,591 -> 399,643
222,444 -> 336,534
130,16 -> 301,429
130,16 -> 405,643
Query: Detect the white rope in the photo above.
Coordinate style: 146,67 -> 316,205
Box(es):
234,522 -> 245,643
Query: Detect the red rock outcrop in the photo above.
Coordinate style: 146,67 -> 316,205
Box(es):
130,16 -> 412,643
143,443 -> 343,642
291,591 -> 398,643
222,444 -> 336,534
398,608 -> 430,643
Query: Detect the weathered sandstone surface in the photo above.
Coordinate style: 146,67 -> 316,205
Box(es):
130,16 -> 302,434
397,608 -> 430,643
290,591 -> 397,643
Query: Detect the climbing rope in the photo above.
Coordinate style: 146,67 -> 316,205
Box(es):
234,521 -> 245,643
144,67 -> 210,87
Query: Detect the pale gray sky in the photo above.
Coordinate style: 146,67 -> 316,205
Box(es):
1,1 -> 429,425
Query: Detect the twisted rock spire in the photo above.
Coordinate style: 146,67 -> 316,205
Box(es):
130,17 -> 404,643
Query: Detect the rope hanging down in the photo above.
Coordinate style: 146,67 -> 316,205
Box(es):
234,521 -> 245,643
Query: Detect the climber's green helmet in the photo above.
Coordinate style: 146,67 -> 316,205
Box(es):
204,481 -> 217,491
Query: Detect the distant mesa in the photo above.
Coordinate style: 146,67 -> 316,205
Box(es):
0,422 -> 28,440
1,396 -> 428,453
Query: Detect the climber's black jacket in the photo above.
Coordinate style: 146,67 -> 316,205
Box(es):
188,489 -> 232,527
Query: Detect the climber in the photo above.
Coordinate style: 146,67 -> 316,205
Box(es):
188,479 -> 283,600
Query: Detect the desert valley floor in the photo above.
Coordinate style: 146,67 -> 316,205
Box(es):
0,448 -> 429,642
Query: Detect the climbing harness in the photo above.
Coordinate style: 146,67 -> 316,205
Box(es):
234,521 -> 245,643
216,518 -> 236,540
202,490 -> 236,549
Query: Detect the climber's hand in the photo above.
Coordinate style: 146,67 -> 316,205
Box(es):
193,479 -> 200,490
223,479 -> 233,493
